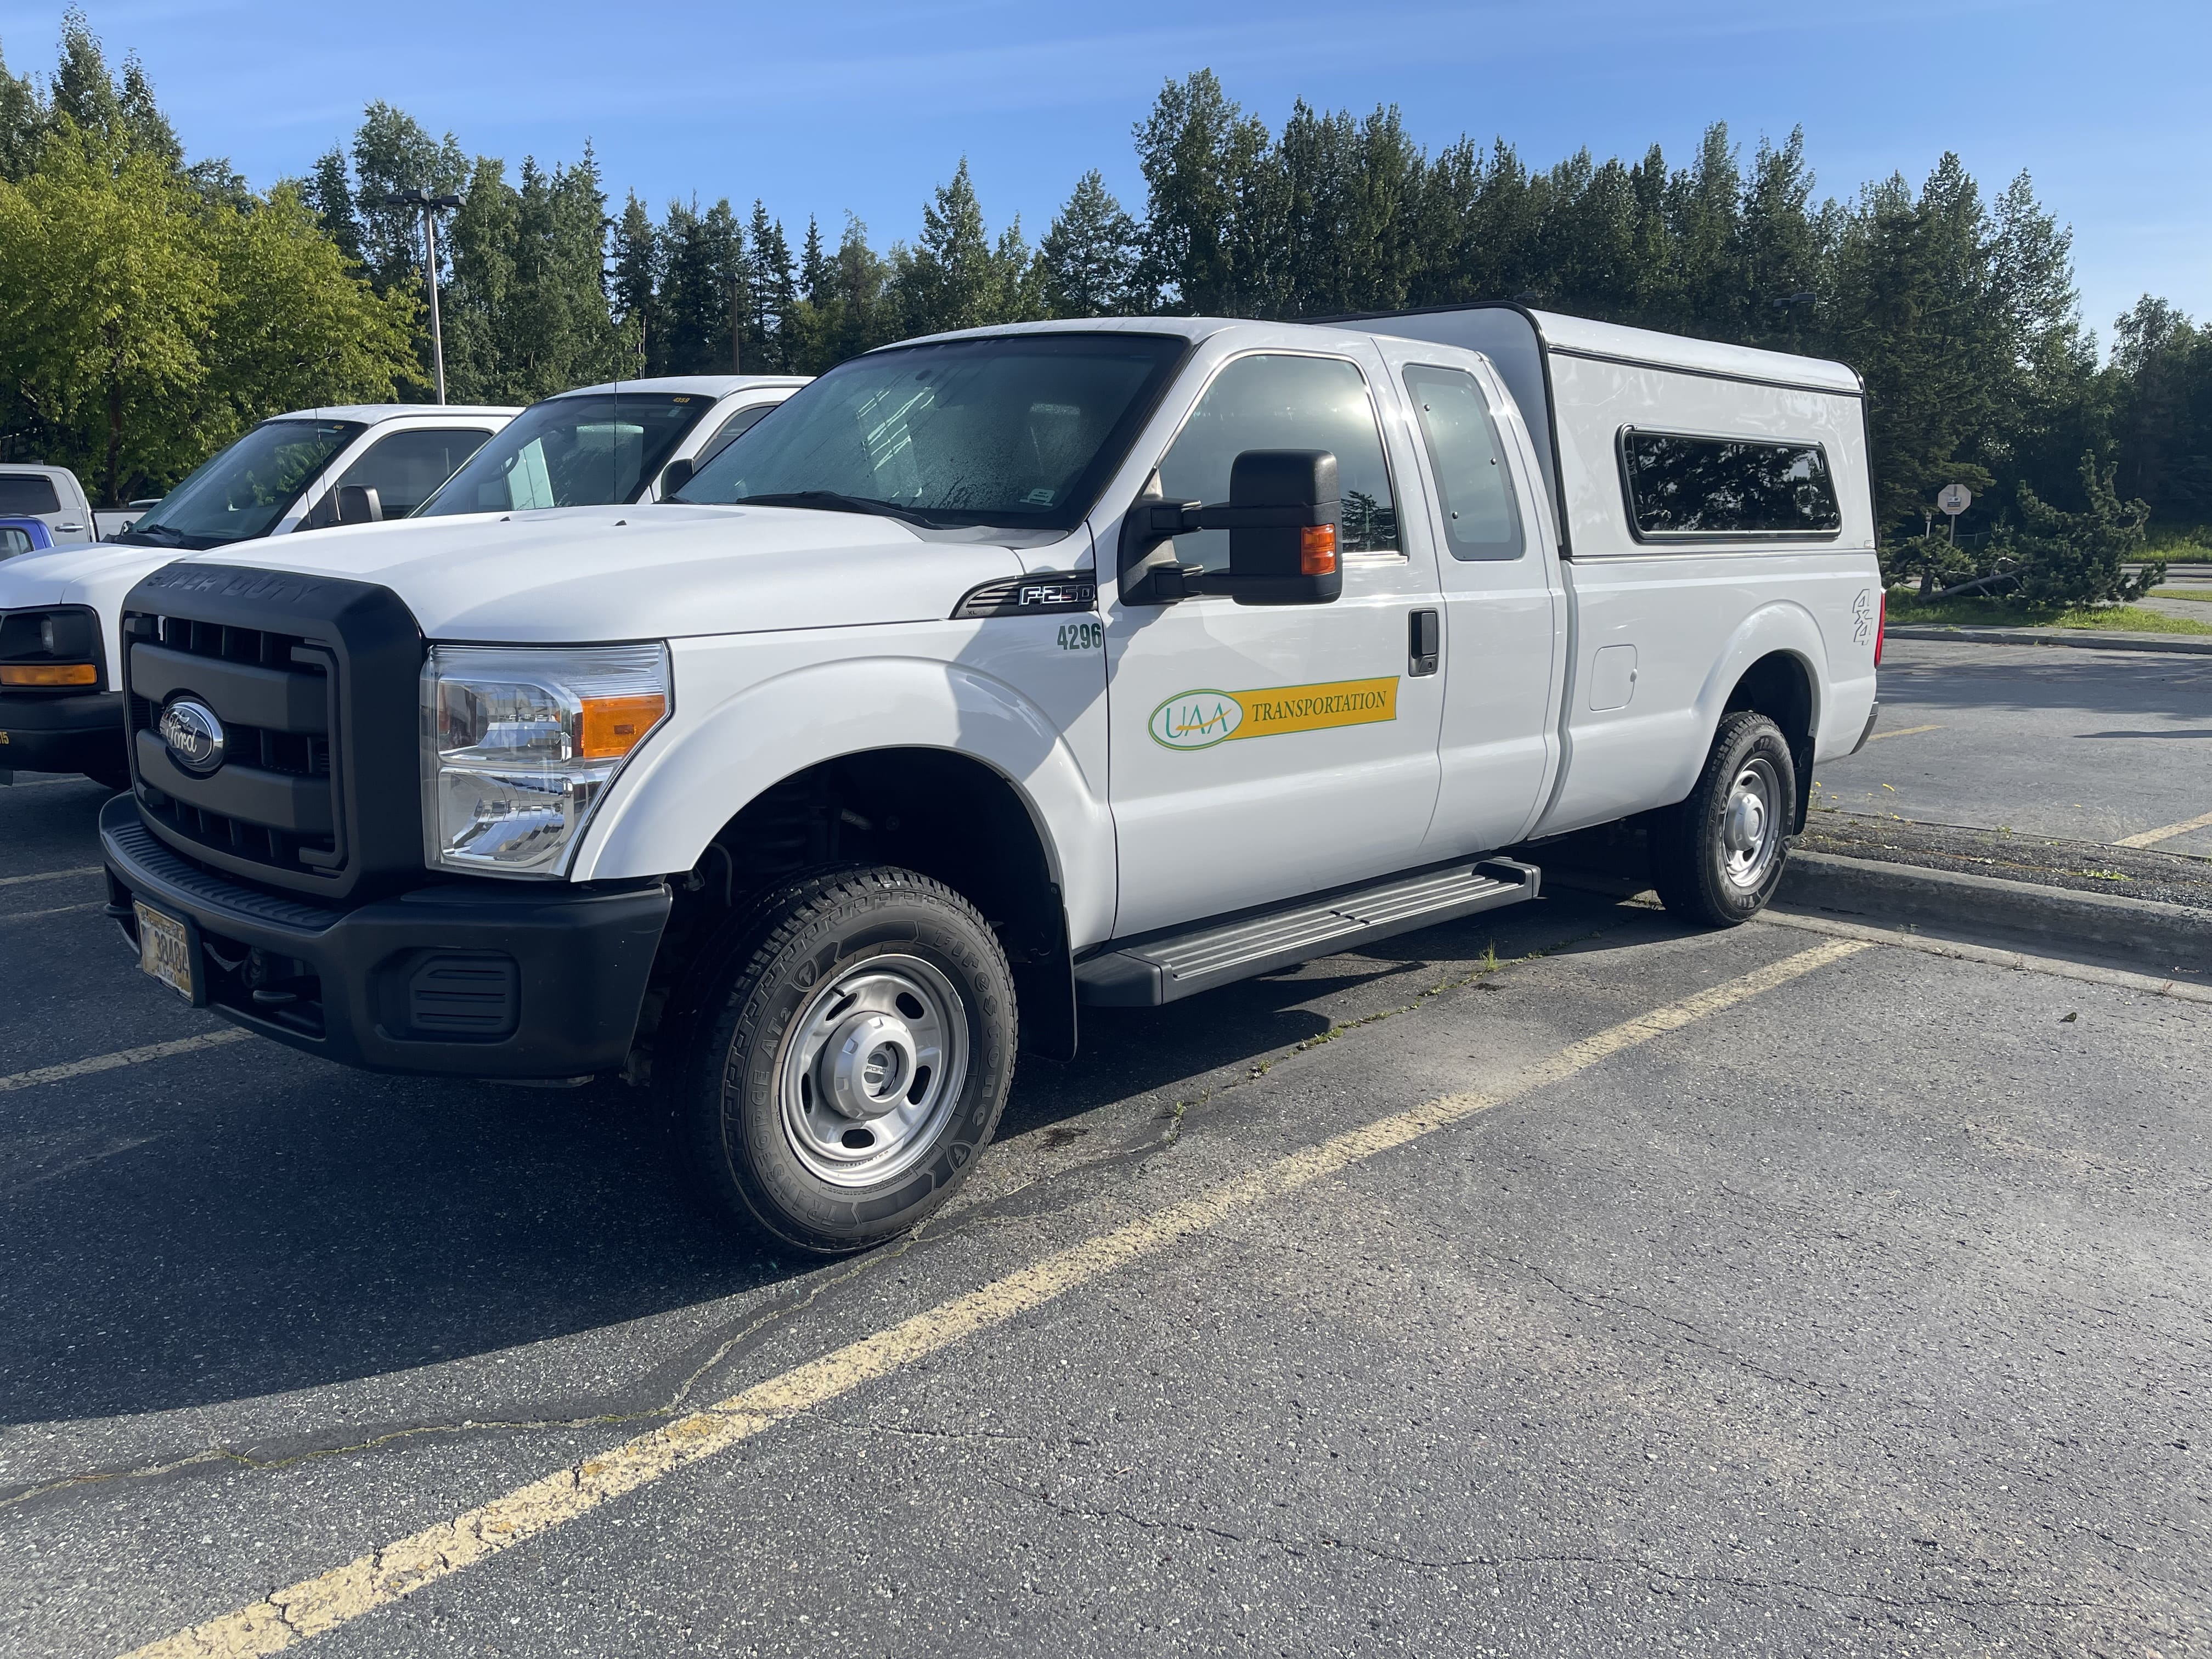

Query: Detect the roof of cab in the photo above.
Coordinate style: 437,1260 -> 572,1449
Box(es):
270,404 -> 521,424
552,375 -> 811,399
894,310 -> 1861,395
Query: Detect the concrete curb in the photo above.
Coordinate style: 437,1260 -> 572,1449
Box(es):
1773,850 -> 2212,975
1886,624 -> 2212,656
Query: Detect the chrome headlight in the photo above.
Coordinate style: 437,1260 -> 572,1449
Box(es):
420,643 -> 671,878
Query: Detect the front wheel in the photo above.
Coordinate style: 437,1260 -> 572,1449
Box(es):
1650,711 -> 1797,927
669,866 -> 1018,1254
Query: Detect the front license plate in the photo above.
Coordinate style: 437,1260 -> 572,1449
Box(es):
135,901 -> 197,1003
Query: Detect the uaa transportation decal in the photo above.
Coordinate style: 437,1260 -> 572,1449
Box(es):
1149,677 -> 1398,751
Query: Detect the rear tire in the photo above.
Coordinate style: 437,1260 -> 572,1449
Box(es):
668,865 -> 1017,1254
1650,711 -> 1796,927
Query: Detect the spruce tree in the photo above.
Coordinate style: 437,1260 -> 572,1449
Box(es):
1039,171 -> 1140,318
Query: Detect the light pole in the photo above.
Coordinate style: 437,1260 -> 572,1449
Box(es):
388,188 -> 463,403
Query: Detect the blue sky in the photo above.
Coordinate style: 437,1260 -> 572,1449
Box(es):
4,0 -> 2204,349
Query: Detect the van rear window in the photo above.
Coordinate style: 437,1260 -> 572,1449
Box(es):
0,474 -> 62,515
1618,430 -> 1841,539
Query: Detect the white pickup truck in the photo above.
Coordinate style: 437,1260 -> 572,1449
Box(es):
100,307 -> 1881,1251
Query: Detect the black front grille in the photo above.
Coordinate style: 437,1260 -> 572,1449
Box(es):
120,563 -> 426,901
125,614 -> 339,874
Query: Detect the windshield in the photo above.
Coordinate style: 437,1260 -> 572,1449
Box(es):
123,421 -> 364,549
672,333 -> 1189,531
415,393 -> 708,516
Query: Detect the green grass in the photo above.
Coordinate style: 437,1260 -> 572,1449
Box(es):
1886,592 -> 2212,635
2149,586 -> 2212,603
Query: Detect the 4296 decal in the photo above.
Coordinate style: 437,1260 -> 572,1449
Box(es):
1056,621 -> 1103,651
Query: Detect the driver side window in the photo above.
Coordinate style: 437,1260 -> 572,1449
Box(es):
1155,353 -> 1399,572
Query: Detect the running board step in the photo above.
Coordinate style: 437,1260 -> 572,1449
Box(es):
1076,859 -> 1541,1008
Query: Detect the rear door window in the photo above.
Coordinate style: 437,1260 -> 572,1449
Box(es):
0,475 -> 62,515
0,526 -> 35,557
1619,430 -> 1842,538
330,427 -> 495,520
1403,366 -> 1523,561
1156,353 -> 1399,571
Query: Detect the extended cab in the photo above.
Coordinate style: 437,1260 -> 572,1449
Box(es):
100,309 -> 1880,1252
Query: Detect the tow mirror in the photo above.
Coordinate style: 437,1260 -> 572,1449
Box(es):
1119,449 -> 1341,606
660,457 -> 694,497
335,484 -> 383,524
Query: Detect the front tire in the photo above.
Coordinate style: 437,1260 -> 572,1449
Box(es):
1651,711 -> 1797,927
669,866 -> 1017,1254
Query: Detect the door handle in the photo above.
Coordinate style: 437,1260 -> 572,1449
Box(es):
1408,609 -> 1439,677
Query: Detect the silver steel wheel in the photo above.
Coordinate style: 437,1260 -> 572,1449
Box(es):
1718,755 -> 1782,890
777,953 -> 969,1188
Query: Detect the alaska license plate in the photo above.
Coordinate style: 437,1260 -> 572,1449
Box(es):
134,900 -> 197,1002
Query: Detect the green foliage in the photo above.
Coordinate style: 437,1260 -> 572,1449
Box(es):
2004,452 -> 2158,605
1039,171 -> 1141,318
0,121 -> 415,500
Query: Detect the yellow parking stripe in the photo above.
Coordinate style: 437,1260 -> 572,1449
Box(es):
119,938 -> 1869,1659
1863,723 -> 1942,742
2116,808 -> 2212,848
0,1030 -> 251,1095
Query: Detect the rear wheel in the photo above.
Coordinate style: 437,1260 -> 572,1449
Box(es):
669,866 -> 1017,1254
1651,711 -> 1796,927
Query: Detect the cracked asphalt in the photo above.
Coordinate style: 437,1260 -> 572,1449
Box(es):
2,771 -> 2209,1657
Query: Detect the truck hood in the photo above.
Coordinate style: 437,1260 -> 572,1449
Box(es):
0,540 -> 182,610
173,504 -> 1032,641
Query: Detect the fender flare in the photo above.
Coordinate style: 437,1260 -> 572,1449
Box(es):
1684,600 -> 1827,819
572,653 -> 1116,949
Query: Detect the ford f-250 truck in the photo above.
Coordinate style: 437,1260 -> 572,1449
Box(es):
100,306 -> 1881,1252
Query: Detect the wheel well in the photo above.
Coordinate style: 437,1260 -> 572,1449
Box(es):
1722,651 -> 1815,832
635,748 -> 1074,1075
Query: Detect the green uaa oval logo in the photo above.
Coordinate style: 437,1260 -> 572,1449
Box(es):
1149,689 -> 1244,750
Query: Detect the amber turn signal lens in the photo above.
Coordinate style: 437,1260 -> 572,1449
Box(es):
0,663 -> 97,687
578,692 -> 667,759
1299,524 -> 1338,576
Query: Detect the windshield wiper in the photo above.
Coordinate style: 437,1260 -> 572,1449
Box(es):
728,490 -> 945,529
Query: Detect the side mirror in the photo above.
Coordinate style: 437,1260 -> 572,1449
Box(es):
1118,449 -> 1341,606
660,457 -> 695,497
1219,449 -> 1340,605
336,484 -> 383,524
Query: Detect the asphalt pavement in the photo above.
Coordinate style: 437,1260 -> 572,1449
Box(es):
2,773 -> 2208,1657
1815,637 -> 2212,854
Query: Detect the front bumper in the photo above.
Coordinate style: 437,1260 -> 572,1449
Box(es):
100,795 -> 671,1079
0,690 -> 125,777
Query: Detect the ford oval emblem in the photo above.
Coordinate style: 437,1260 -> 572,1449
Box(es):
157,697 -> 226,776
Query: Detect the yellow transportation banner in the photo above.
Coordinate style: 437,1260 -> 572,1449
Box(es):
1148,677 -> 1399,750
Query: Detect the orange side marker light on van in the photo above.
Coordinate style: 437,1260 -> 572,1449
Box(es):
579,693 -> 668,760
1300,524 -> 1338,576
0,663 -> 97,687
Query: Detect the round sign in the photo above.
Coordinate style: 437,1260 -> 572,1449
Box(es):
1938,483 -> 1972,516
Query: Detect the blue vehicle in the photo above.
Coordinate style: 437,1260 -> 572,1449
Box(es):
0,515 -> 55,560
